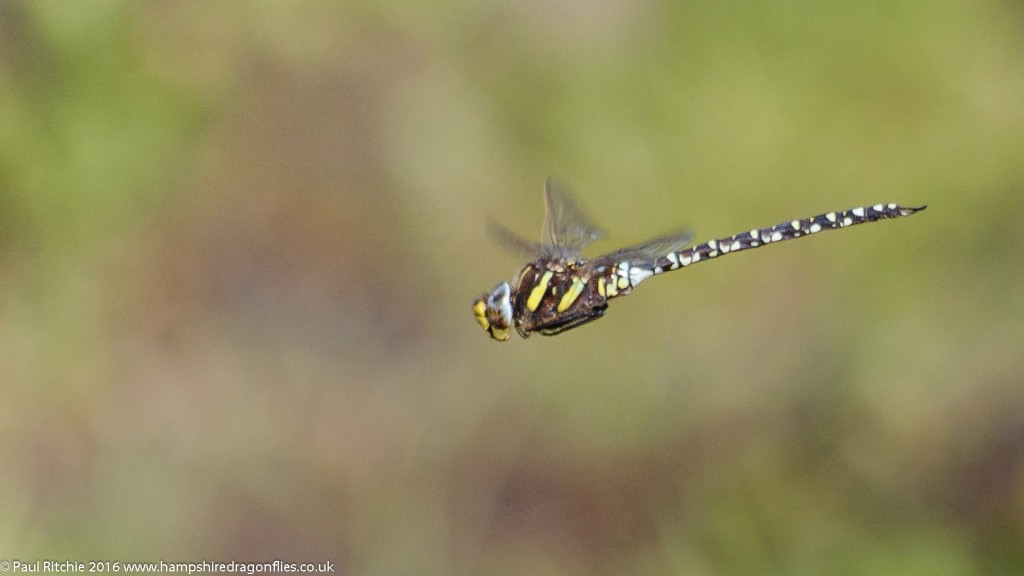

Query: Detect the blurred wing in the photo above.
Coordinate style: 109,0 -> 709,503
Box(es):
593,229 -> 695,268
487,218 -> 544,258
541,178 -> 606,251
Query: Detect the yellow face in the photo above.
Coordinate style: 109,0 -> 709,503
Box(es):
472,282 -> 513,341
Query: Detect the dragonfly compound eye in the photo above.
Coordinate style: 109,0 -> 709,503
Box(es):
473,282 -> 513,341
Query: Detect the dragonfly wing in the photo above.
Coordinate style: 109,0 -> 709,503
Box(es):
593,229 -> 695,268
487,218 -> 544,258
542,178 -> 606,251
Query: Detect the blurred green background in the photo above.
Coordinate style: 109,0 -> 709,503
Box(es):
2,1 -> 1023,574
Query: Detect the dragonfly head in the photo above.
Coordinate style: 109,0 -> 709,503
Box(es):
473,282 -> 513,342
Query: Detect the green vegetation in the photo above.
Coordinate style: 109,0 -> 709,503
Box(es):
2,1 -> 1022,574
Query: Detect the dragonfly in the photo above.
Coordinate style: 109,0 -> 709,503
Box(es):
473,178 -> 926,341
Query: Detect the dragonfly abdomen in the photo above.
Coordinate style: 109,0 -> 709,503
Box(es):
654,203 -> 926,274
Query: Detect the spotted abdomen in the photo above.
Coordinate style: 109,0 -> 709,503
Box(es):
650,203 -> 926,275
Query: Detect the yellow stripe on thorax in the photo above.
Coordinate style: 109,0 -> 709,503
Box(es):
526,270 -> 554,312
557,276 -> 586,313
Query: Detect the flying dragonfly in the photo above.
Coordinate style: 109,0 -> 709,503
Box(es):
472,178 -> 926,341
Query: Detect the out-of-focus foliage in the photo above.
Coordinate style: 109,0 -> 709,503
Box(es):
2,1 -> 1023,574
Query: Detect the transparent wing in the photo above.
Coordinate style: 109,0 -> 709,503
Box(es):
487,218 -> 544,258
593,229 -> 695,268
541,178 -> 606,251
